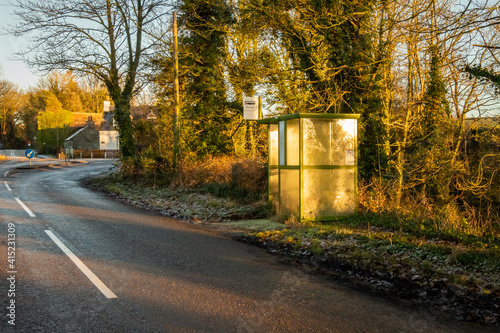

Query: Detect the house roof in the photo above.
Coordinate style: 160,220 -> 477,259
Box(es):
68,106 -> 157,131
71,113 -> 104,128
64,126 -> 89,142
130,105 -> 158,120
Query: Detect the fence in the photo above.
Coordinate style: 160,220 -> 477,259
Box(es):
59,150 -> 120,159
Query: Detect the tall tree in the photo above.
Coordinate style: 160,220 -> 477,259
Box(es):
224,0 -> 267,157
38,92 -> 73,149
0,79 -> 19,146
178,0 -> 234,159
12,0 -> 171,157
249,0 -> 389,180
39,72 -> 85,113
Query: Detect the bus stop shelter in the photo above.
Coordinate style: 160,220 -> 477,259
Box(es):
258,113 -> 360,221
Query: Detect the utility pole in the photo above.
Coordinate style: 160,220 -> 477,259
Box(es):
173,11 -> 180,169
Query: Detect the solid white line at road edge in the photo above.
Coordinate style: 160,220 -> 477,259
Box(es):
15,198 -> 36,217
44,230 -> 118,299
4,181 -> 12,191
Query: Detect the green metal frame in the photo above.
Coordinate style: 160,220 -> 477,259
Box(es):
260,113 -> 360,222
257,113 -> 361,124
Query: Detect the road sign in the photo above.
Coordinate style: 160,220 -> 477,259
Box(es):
243,97 -> 261,120
25,149 -> 35,159
25,149 -> 35,167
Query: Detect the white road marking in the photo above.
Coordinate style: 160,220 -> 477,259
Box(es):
15,198 -> 36,217
45,230 -> 118,299
4,181 -> 12,191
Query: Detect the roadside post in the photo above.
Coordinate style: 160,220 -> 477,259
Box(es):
25,149 -> 35,167
243,96 -> 262,157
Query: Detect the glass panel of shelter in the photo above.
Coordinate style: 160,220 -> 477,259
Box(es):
303,118 -> 356,166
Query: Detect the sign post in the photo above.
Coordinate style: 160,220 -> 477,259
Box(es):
172,11 -> 180,169
25,149 -> 35,167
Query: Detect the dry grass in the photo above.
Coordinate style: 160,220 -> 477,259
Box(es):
173,155 -> 235,188
114,154 -> 269,205
230,157 -> 267,194
358,179 -> 499,237
172,156 -> 267,194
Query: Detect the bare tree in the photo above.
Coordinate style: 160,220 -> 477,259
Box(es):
0,79 -> 16,144
12,0 -> 172,157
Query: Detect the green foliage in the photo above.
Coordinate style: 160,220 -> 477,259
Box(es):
0,79 -> 26,147
422,46 -> 451,132
251,0 -> 389,180
397,46 -> 456,205
117,148 -> 173,188
178,0 -> 235,159
144,0 -> 500,240
106,87 -> 136,158
36,92 -> 73,153
463,64 -> 500,95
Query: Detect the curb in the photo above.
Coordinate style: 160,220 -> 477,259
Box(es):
15,160 -> 87,170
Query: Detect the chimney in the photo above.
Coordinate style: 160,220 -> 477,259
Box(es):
86,116 -> 95,128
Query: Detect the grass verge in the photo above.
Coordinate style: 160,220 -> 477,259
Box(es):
88,173 -> 271,222
238,213 -> 499,325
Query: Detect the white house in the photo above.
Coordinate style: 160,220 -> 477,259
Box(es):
100,131 -> 119,150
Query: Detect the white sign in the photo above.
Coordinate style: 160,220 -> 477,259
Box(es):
103,100 -> 111,112
243,97 -> 260,120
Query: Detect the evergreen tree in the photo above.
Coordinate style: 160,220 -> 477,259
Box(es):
251,0 -> 389,180
37,92 -> 72,153
179,0 -> 235,159
413,45 -> 454,204
421,45 -> 451,142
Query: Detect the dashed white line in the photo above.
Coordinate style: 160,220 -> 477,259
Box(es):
15,198 -> 36,217
45,230 -> 118,299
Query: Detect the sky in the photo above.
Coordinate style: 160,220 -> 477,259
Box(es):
0,1 -> 40,89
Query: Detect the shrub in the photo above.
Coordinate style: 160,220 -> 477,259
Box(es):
231,158 -> 267,194
358,178 -> 499,238
114,154 -> 268,204
173,155 -> 234,188
170,155 -> 268,201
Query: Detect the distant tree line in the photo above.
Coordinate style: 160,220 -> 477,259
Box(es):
0,70 -> 108,153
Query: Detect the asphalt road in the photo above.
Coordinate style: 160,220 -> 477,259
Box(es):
0,156 -> 496,332
0,150 -> 32,158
